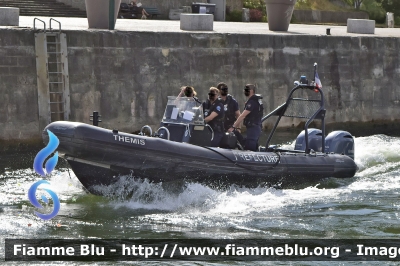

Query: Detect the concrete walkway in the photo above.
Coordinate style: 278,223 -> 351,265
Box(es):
7,16 -> 400,37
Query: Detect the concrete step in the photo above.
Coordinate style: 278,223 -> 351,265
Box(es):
0,0 -> 87,18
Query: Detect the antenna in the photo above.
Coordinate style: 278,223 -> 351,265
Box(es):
313,62 -> 317,82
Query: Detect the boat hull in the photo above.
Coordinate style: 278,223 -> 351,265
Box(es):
44,122 -> 357,195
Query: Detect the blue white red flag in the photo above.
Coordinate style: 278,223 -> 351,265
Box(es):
315,72 -> 322,89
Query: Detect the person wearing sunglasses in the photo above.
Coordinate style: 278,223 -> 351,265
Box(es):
203,87 -> 225,147
217,82 -> 241,132
229,84 -> 263,151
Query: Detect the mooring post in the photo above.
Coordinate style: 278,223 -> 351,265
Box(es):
90,111 -> 102,126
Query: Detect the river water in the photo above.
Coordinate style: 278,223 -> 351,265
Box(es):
1,134 -> 400,265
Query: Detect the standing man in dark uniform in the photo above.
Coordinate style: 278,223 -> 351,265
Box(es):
217,82 -> 241,132
203,87 -> 225,147
229,84 -> 263,151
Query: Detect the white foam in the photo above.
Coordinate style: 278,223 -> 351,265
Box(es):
102,177 -> 345,219
87,135 -> 400,220
47,169 -> 85,200
355,135 -> 400,171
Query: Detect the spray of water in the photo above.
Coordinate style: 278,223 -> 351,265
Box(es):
85,135 -> 400,216
3,134 -> 399,224
1,135 -> 400,240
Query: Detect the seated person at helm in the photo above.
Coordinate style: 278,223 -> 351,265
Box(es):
203,87 -> 225,147
177,86 -> 201,104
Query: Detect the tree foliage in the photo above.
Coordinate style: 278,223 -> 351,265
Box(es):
243,0 -> 265,11
377,0 -> 400,15
343,0 -> 364,9
361,0 -> 386,23
243,0 -> 267,22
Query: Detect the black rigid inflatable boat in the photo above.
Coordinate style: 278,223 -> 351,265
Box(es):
43,81 -> 358,196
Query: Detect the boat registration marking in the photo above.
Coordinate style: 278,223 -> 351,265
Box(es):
114,135 -> 145,145
232,151 -> 279,163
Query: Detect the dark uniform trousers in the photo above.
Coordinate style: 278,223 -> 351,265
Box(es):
211,131 -> 224,147
234,125 -> 261,151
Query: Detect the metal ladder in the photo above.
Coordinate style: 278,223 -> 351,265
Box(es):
34,18 -> 70,130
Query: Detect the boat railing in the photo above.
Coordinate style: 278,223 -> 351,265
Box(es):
205,124 -> 214,141
139,125 -> 153,136
156,126 -> 170,140
262,84 -> 326,153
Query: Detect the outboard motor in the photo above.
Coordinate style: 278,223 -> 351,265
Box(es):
325,131 -> 355,160
295,128 -> 323,152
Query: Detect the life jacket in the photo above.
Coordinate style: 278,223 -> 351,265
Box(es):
244,94 -> 263,127
203,99 -> 225,133
220,94 -> 237,129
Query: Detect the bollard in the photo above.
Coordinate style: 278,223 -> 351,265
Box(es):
326,28 -> 331,35
242,8 -> 250,22
90,111 -> 102,126
386,12 -> 394,28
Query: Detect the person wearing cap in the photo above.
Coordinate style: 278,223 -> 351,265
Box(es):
203,87 -> 225,147
217,82 -> 241,132
228,84 -> 263,151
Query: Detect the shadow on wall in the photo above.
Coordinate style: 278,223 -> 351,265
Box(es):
292,10 -> 368,23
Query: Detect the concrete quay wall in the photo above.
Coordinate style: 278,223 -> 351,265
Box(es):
293,10 -> 369,24
1,28 -> 400,143
0,29 -> 37,144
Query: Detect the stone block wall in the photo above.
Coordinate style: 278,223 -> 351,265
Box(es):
293,10 -> 369,24
56,0 -> 87,11
1,29 -> 400,142
0,29 -> 39,142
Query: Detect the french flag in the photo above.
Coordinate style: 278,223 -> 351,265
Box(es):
315,71 -> 322,89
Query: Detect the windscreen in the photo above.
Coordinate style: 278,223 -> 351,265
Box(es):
162,96 -> 204,125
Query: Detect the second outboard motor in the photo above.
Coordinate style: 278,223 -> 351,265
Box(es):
295,128 -> 323,152
325,131 -> 355,160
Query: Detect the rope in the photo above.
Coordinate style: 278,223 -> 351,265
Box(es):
63,157 -> 72,179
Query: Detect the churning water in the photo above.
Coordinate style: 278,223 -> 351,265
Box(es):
1,134 -> 400,265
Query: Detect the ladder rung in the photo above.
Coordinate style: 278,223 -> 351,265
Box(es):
49,82 -> 63,84
49,72 -> 63,74
49,92 -> 63,94
47,42 -> 61,44
50,101 -> 64,104
48,62 -> 62,64
47,52 -> 62,54
51,112 -> 65,114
